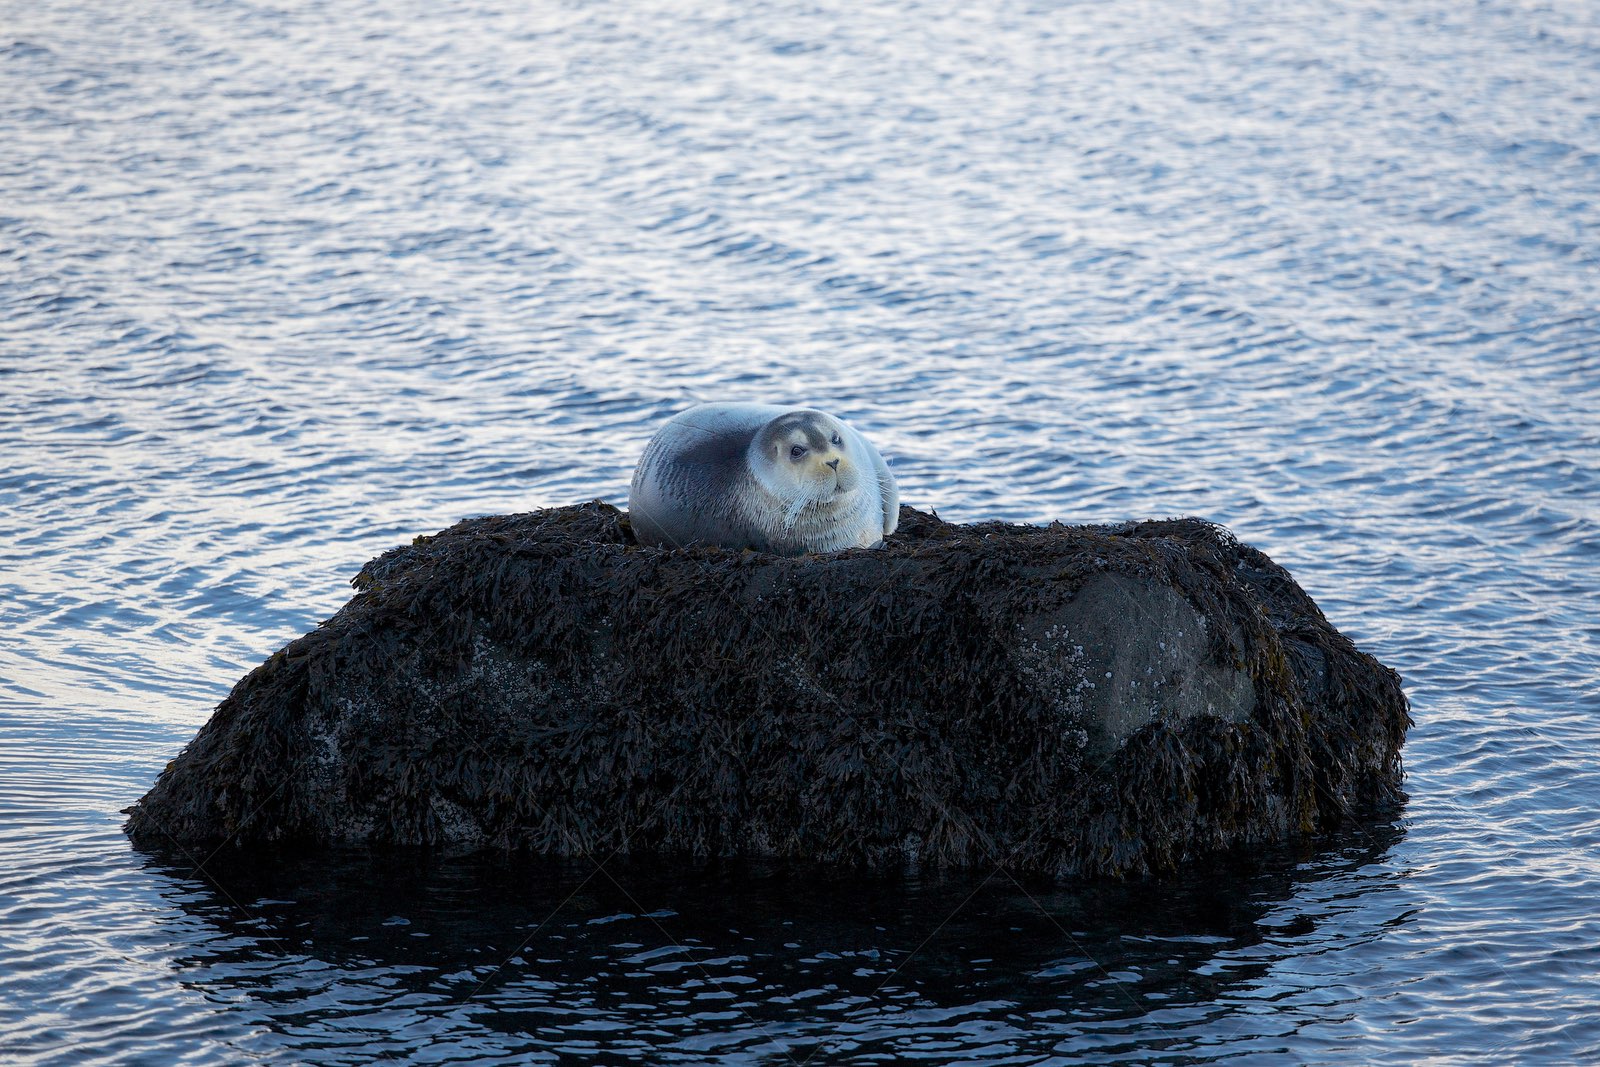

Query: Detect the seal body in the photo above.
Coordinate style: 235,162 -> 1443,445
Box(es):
629,403 -> 899,555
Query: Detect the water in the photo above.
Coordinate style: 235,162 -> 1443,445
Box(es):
3,0 -> 1598,1061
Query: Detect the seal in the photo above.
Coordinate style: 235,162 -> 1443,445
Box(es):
629,402 -> 899,555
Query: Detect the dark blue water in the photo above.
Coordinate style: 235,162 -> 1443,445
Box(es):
3,0 -> 1599,1061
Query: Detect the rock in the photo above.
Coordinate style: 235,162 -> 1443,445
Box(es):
123,502 -> 1409,879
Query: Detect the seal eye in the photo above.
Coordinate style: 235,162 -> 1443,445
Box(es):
830,433 -> 842,446
789,444 -> 807,460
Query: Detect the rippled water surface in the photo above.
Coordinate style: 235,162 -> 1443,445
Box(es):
4,0 -> 1600,1062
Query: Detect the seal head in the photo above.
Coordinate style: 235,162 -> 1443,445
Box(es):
629,402 -> 898,555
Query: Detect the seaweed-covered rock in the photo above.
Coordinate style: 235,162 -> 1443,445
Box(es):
124,503 -> 1408,879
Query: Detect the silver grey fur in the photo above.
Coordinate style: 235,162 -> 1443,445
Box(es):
629,402 -> 898,554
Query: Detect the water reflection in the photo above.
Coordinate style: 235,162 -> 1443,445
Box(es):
8,0 -> 1596,1057
139,822 -> 1407,1063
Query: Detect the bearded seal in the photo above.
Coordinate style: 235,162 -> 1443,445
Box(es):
629,403 -> 898,555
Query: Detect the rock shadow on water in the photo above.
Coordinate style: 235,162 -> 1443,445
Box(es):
133,820 -> 1410,1064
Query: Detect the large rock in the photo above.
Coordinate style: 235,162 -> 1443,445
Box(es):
124,503 -> 1408,879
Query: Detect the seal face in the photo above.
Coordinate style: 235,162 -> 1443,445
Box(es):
629,402 -> 899,555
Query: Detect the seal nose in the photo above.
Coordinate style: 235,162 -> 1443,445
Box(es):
826,458 -> 840,471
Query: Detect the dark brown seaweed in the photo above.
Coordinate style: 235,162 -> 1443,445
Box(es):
124,502 -> 1408,879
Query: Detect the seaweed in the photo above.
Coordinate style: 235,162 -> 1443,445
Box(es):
124,502 -> 1409,879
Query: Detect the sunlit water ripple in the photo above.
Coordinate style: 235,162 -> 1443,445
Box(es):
3,0 -> 1598,1062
